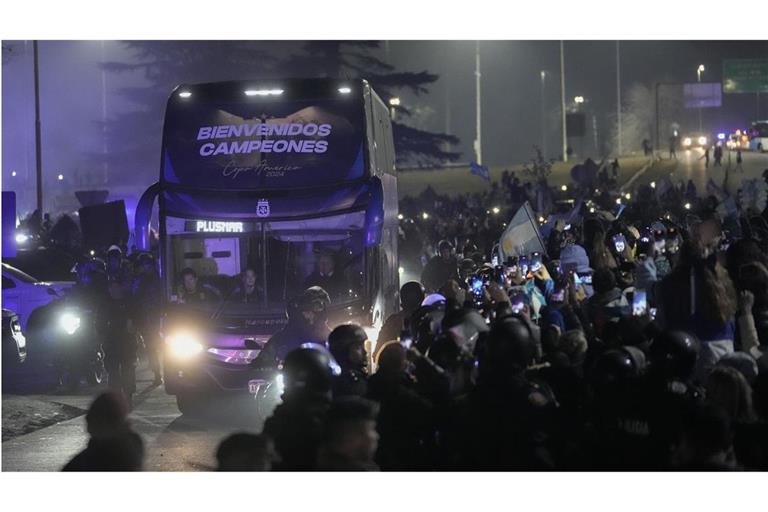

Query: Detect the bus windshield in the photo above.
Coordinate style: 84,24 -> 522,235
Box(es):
165,210 -> 366,316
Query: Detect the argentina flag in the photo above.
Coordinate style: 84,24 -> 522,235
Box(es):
470,161 -> 490,181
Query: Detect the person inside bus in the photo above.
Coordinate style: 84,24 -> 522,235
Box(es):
304,250 -> 350,300
231,267 -> 263,303
176,267 -> 221,304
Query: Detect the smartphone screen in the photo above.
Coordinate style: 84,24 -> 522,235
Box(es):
577,272 -> 592,285
470,276 -> 483,292
571,271 -> 582,285
632,289 -> 648,316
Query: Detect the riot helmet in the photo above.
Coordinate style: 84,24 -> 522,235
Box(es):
649,330 -> 700,381
281,344 -> 341,397
481,315 -> 537,378
399,281 -> 426,312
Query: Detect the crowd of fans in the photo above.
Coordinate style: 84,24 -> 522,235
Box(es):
62,161 -> 768,471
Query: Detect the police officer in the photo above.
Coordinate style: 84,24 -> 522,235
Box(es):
252,286 -> 331,368
176,267 -> 221,304
70,258 -> 108,308
105,245 -> 130,284
262,344 -> 339,470
98,278 -> 139,407
377,281 -> 426,346
328,324 -> 368,398
445,315 -> 558,469
132,252 -> 162,385
645,330 -> 704,467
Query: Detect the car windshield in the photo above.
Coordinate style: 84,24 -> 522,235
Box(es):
164,210 -> 366,316
1,263 -> 38,284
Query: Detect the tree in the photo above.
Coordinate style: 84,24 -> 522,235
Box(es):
97,41 -> 460,184
282,41 -> 460,165
91,41 -> 282,186
521,146 -> 553,181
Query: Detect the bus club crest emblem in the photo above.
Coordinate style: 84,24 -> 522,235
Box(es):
256,199 -> 270,218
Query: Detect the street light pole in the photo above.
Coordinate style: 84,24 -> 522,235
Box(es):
474,40 -> 482,165
540,70 -> 546,157
616,41 -> 622,157
33,40 -> 43,214
697,64 -> 705,132
560,41 -> 568,163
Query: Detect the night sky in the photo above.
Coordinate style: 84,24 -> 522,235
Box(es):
3,40 -> 767,214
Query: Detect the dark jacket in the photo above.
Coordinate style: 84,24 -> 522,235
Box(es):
366,370 -> 436,470
254,321 -> 331,367
62,432 -> 144,471
97,297 -> 139,360
332,369 -> 368,398
263,394 -> 331,471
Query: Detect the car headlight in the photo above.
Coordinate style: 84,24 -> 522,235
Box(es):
59,312 -> 81,335
166,331 -> 204,360
683,137 -> 692,146
698,136 -> 707,145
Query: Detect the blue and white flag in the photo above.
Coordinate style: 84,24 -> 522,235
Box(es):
470,161 -> 490,182
499,201 -> 548,261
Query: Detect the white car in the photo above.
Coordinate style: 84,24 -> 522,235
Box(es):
1,263 -> 74,330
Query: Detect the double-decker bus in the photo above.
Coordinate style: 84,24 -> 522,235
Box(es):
748,120 -> 768,152
134,79 -> 399,413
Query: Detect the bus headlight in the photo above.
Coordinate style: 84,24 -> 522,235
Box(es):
683,137 -> 692,147
698,136 -> 707,146
59,312 -> 81,335
166,331 -> 204,360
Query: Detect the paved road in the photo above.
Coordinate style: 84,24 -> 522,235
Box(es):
2,361 -> 266,471
638,148 -> 768,195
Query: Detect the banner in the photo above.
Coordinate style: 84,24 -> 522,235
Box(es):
499,201 -> 547,261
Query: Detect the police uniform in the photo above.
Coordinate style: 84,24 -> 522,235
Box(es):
98,292 -> 139,402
